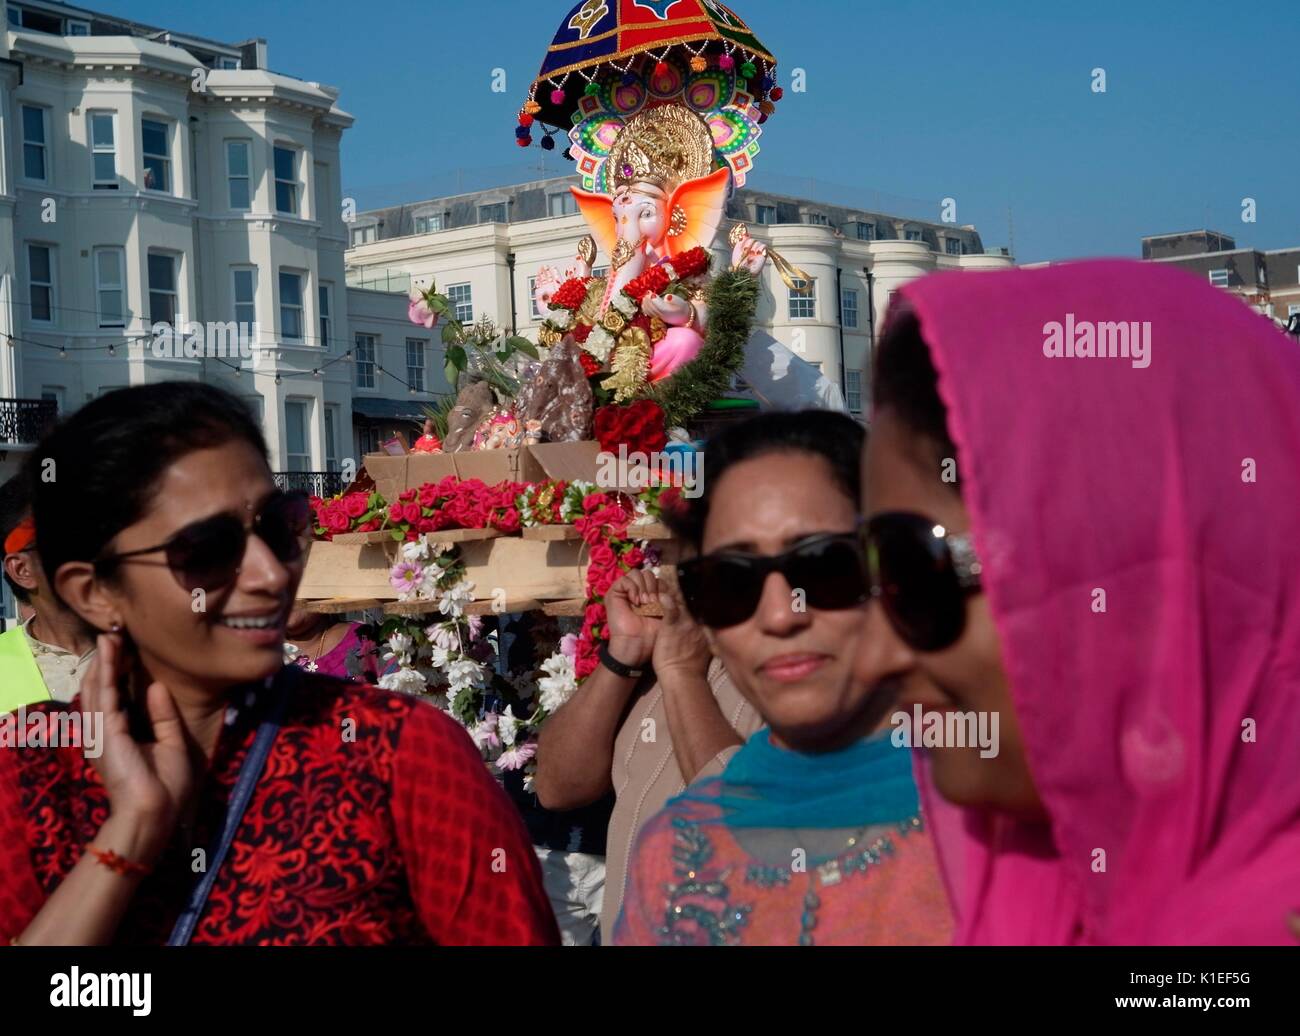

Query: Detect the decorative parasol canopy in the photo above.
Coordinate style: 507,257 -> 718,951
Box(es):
518,0 -> 781,148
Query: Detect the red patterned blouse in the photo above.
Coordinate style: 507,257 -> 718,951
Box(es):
0,674 -> 559,945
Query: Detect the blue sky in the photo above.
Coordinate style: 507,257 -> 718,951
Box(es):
107,0 -> 1298,263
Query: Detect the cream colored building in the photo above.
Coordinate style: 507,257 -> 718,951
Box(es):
347,176 -> 1015,416
0,1 -> 424,506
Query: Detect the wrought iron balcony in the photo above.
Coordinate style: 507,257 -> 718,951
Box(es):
274,471 -> 346,498
0,398 -> 57,446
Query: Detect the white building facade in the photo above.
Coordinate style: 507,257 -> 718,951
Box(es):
0,2 -> 423,500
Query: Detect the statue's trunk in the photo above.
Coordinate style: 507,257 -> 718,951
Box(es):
602,247 -> 648,316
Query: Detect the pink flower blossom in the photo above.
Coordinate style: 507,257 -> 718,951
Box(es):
389,560 -> 424,595
470,713 -> 501,752
408,295 -> 439,330
496,740 -> 538,772
559,633 -> 579,660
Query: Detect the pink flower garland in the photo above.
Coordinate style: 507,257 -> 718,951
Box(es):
572,491 -> 640,680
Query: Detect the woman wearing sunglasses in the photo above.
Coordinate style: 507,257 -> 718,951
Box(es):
0,383 -> 558,946
857,261 -> 1300,944
613,411 -> 952,945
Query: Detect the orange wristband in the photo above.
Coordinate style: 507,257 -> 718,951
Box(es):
88,846 -> 150,878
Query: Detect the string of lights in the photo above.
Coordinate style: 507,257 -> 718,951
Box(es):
4,294 -> 428,352
200,347 -> 442,398
7,288 -> 498,400
3,329 -> 445,399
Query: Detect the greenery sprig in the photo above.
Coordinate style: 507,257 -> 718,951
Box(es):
649,269 -> 759,430
416,283 -> 538,396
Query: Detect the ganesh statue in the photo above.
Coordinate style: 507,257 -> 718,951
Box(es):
572,104 -> 727,383
530,98 -> 779,407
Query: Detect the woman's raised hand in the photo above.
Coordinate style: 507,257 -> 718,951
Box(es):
79,632 -> 196,865
650,566 -> 713,680
603,568 -> 664,669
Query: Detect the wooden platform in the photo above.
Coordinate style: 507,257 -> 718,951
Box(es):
520,525 -> 582,541
299,519 -> 679,616
298,597 -> 384,615
520,520 -> 674,541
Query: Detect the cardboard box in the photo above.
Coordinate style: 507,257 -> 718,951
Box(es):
362,441 -> 604,503
526,440 -> 604,482
362,452 -> 459,505
450,448 -> 537,486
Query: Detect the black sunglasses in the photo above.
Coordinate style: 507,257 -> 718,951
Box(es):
95,491 -> 311,593
859,512 -> 983,652
676,531 -> 870,630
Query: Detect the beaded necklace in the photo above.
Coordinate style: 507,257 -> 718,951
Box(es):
743,816 -> 923,945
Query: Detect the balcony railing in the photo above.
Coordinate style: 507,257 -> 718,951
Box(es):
345,267 -> 411,294
0,399 -> 57,446
274,471 -> 347,498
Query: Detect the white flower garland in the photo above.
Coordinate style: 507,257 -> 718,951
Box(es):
537,652 -> 579,715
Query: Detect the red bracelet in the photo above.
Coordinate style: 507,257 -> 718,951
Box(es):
88,846 -> 151,878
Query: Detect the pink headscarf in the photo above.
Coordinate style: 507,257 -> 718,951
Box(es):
891,259 -> 1300,945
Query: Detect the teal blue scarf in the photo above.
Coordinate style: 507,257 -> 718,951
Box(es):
672,729 -> 919,829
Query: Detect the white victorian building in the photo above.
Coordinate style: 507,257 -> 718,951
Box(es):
0,0 -> 423,505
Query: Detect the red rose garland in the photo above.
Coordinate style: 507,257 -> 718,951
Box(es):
313,473 -> 685,547
572,491 -> 638,680
381,478 -> 529,541
311,491 -> 385,540
661,246 -> 711,282
311,478 -> 593,542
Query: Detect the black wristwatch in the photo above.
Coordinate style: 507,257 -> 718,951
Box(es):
599,642 -> 645,680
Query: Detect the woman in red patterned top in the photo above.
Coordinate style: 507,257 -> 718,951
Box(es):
0,383 -> 558,946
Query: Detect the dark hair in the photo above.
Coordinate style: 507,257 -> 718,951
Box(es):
31,383 -> 268,590
872,307 -> 961,487
664,410 -> 866,548
0,474 -> 32,604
